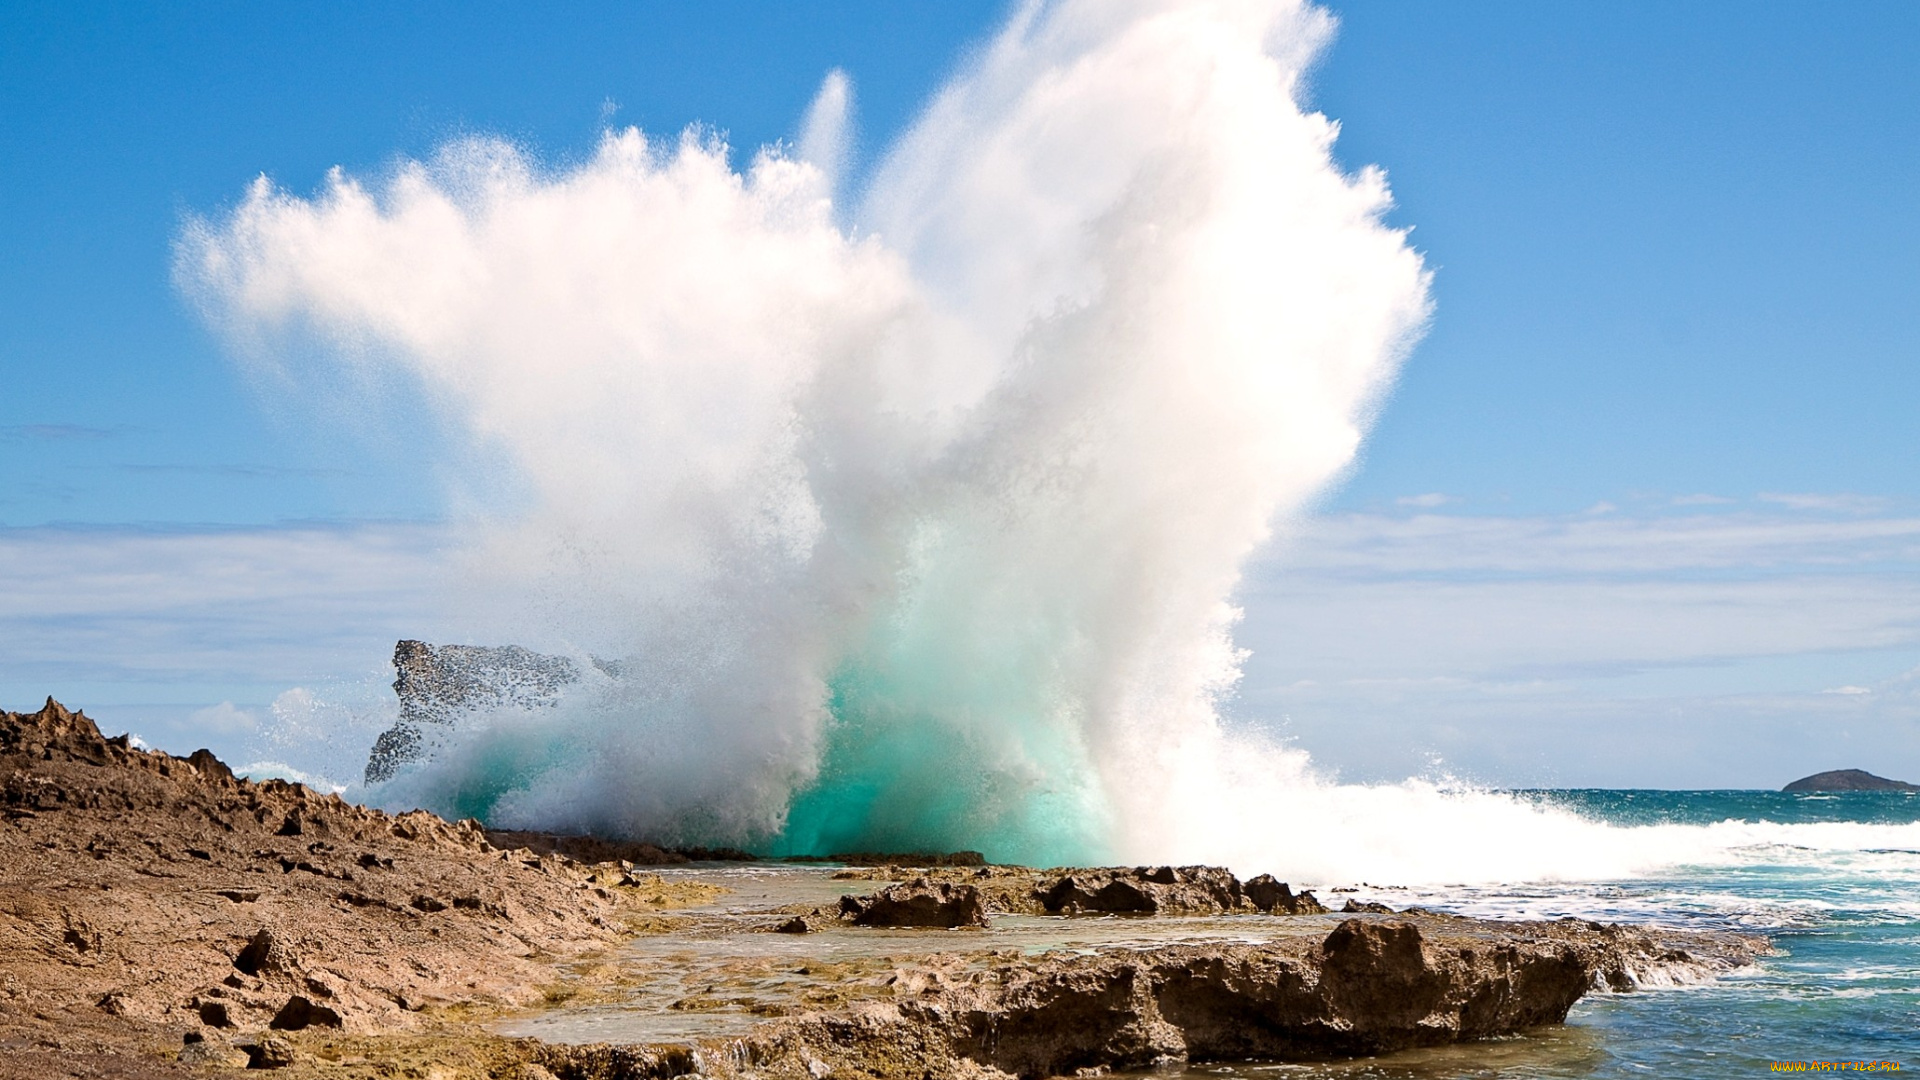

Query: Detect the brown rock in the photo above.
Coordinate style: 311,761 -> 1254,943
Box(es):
184,748 -> 234,783
0,697 -> 1770,1080
0,697 -> 717,1054
239,1035 -> 297,1069
1040,865 -> 1245,914
178,1037 -> 250,1068
1244,873 -> 1327,915
268,994 -> 342,1031
233,928 -> 292,976
839,879 -> 989,928
533,915 -> 1764,1079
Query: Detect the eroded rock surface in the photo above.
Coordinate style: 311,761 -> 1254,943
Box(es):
0,698 -> 717,1076
366,640 -> 584,783
840,879 -> 991,928
828,863 -> 1330,917
0,698 -> 1768,1080
534,915 -> 1765,1079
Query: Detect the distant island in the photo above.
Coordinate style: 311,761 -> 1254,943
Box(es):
1783,769 -> 1919,792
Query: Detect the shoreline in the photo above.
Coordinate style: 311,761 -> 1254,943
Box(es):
1,700 -> 1767,1079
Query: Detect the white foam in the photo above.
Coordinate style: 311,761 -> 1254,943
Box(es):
176,0 -> 1920,888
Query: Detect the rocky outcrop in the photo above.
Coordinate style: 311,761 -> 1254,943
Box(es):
0,698 -> 718,1061
1041,864 -> 1245,914
795,849 -> 989,868
1245,873 -> 1329,914
365,640 -> 588,783
535,916 -> 1766,1079
1783,768 -> 1918,792
841,880 -> 991,928
0,697 -> 1770,1080
778,879 -> 993,932
828,863 -> 1327,917
484,829 -> 758,866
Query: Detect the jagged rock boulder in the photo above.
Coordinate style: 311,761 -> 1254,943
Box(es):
1040,865 -> 1248,914
839,879 -> 990,928
365,640 -> 585,783
826,863 -> 1326,917
1245,872 -> 1329,914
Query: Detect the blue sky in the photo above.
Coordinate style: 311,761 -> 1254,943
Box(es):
3,1 -> 1916,786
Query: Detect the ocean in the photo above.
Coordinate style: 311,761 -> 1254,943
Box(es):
1205,790 -> 1920,1078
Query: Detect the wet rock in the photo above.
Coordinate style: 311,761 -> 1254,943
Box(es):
1342,899 -> 1398,914
1040,865 -> 1245,914
704,916 -> 1740,1077
1244,873 -> 1327,914
811,850 -> 988,868
366,640 -> 582,783
1316,919 -> 1450,1037
838,879 -> 989,928
833,863 -> 1334,918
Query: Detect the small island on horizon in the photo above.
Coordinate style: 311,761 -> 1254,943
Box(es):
1782,768 -> 1919,793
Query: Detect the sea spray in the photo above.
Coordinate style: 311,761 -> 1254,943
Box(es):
193,0 -> 1896,881
180,0 -> 1429,867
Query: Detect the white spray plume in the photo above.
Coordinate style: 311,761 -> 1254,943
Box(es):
798,68 -> 855,194
188,0 -> 1845,886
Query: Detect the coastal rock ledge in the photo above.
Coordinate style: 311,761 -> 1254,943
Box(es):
1,698 -> 1765,1080
535,915 -> 1763,1080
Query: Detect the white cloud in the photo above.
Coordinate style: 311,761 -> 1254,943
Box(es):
1235,506 -> 1920,786
1394,492 -> 1456,508
1268,510 -> 1920,577
187,701 -> 260,733
9,508 -> 1917,791
1760,492 -> 1893,514
0,522 -> 448,700
1671,493 -> 1736,506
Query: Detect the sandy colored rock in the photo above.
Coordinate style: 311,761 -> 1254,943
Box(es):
0,698 -> 1767,1080
0,698 -> 720,1077
531,915 -> 1766,1079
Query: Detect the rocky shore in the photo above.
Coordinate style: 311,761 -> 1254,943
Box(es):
2,700 -> 1766,1079
0,699 -> 717,1077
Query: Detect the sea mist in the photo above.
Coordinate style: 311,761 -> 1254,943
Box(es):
189,0 -> 1907,885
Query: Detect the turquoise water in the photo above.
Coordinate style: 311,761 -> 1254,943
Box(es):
1211,790 -> 1920,1078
